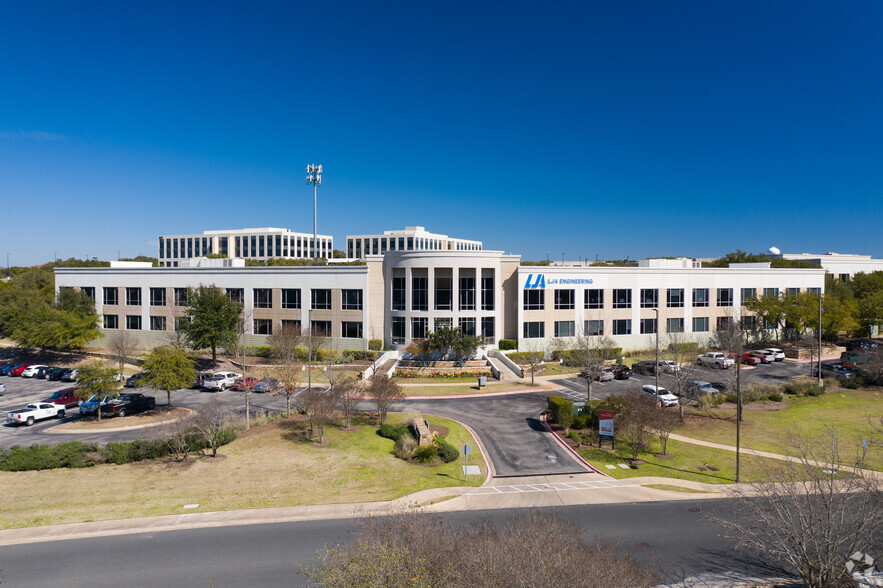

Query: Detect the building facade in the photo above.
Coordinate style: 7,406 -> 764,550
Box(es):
158,228 -> 334,267
56,248 -> 827,353
773,252 -> 883,280
346,226 -> 482,259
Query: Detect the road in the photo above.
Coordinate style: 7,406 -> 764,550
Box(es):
0,499 -> 789,587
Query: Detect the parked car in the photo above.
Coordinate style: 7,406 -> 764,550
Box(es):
658,360 -> 681,373
578,366 -> 614,381
761,348 -> 785,361
611,365 -> 631,380
46,367 -> 67,381
7,402 -> 66,426
61,368 -> 79,382
708,380 -> 731,394
79,394 -> 115,416
125,372 -> 149,388
21,364 -> 48,378
632,360 -> 659,375
254,378 -> 280,393
0,383 -> 6,394
0,363 -> 20,376
9,364 -> 31,377
641,384 -> 679,407
100,393 -> 156,417
203,372 -> 242,392
696,353 -> 734,369
732,352 -> 761,366
192,372 -> 213,389
232,376 -> 261,391
43,388 -> 82,408
751,350 -> 776,364
812,363 -> 856,380
34,365 -> 55,378
685,379 -> 720,398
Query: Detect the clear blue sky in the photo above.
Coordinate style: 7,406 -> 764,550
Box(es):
1,1 -> 881,266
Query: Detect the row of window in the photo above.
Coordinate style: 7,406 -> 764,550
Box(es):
347,236 -> 481,258
524,287 -> 819,311
160,234 -> 331,260
102,315 -> 364,338
391,276 -> 494,311
522,316 -> 757,338
96,287 -> 363,311
390,316 -> 495,344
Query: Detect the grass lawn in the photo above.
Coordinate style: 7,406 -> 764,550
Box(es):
676,388 -> 883,470
531,364 -> 580,377
578,438 -> 797,484
0,413 -> 486,530
400,382 -> 547,396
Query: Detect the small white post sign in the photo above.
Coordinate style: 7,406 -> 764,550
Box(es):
461,444 -> 472,482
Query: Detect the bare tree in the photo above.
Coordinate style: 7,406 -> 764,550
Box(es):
268,322 -> 304,367
301,388 -> 335,443
519,342 -> 546,386
274,363 -> 301,418
366,374 -> 404,425
618,389 -> 658,461
714,430 -> 883,588
663,331 -> 700,422
231,310 -> 255,429
306,326 -> 329,364
652,403 -> 680,455
570,334 -> 619,403
192,400 -> 231,457
335,380 -> 363,429
106,330 -> 138,382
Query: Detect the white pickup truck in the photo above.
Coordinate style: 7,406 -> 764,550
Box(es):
696,352 -> 735,369
7,402 -> 66,426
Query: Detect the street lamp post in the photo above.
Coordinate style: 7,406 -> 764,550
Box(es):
306,164 -> 322,258
817,296 -> 823,386
653,308 -> 659,401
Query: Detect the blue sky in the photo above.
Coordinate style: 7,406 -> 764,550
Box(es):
1,1 -> 881,266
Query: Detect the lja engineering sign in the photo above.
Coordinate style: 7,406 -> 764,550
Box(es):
599,409 -> 614,448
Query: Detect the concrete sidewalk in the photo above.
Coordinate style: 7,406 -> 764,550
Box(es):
0,473 -> 724,547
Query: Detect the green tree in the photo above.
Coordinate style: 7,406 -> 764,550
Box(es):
178,285 -> 242,362
426,326 -> 482,366
858,290 -> 883,336
142,346 -> 197,408
75,361 -> 121,421
820,295 -> 859,340
745,292 -> 785,342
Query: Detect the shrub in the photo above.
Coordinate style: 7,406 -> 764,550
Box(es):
838,377 -> 861,390
547,395 -> 574,428
498,339 -> 517,350
696,394 -> 712,409
0,442 -> 101,471
368,339 -> 383,351
436,440 -> 460,463
378,424 -> 410,443
413,445 -> 437,463
244,345 -> 272,358
783,379 -> 828,396
572,412 -> 594,431
394,436 -> 417,460
767,392 -> 784,402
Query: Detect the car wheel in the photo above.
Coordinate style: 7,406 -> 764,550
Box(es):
117,409 -> 127,418
57,411 -> 65,419
149,401 -> 155,409
26,416 -> 34,426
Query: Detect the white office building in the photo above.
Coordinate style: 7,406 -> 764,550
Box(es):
158,228 -> 334,267
346,226 -> 482,259
772,252 -> 883,280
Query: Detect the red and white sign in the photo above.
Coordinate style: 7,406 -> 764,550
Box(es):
599,409 -> 614,438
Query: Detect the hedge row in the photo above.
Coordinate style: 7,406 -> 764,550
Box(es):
0,428 -> 237,472
498,339 -> 517,350
228,347 -> 379,363
546,395 -> 574,428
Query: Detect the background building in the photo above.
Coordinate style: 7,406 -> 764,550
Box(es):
346,226 -> 482,259
771,251 -> 883,280
158,228 -> 333,267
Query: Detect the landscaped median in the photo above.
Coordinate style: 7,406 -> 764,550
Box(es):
0,413 -> 487,530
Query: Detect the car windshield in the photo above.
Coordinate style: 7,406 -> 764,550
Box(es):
48,392 -> 62,399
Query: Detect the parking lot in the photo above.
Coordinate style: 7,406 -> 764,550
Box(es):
549,358 -> 813,404
0,374 -> 308,450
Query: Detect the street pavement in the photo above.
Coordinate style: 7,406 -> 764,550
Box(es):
0,498 -> 788,587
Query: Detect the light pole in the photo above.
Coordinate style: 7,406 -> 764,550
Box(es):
307,309 -> 312,390
817,296 -> 823,385
652,308 -> 659,401
5,253 -> 9,278
306,164 -> 322,258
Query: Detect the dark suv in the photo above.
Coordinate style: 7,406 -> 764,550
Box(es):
100,393 -> 157,417
632,361 -> 659,375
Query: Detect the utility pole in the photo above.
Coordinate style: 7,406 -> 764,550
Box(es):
306,164 -> 322,258
736,348 -> 741,483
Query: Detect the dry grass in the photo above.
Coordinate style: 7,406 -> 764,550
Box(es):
0,413 -> 486,530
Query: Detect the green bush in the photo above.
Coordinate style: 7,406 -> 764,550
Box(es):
505,351 -> 544,363
546,395 -> 574,428
244,346 -> 272,358
436,440 -> 460,463
368,339 -> 383,351
0,442 -> 101,472
413,445 -> 437,463
378,424 -> 411,443
783,379 -> 828,395
838,377 -> 861,389
498,339 -> 517,350
767,392 -> 784,402
666,341 -> 699,353
572,412 -> 595,431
